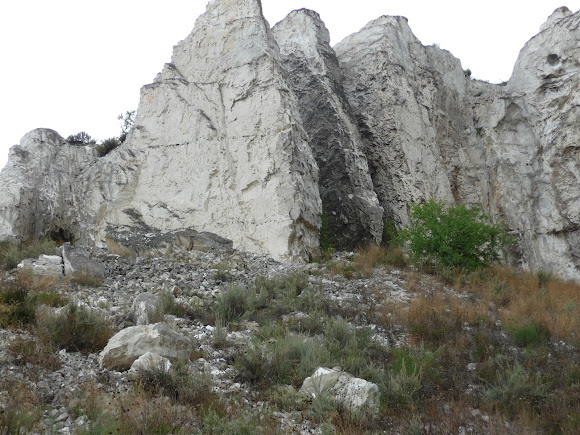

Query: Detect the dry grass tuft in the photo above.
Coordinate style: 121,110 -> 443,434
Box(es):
354,244 -> 387,277
0,379 -> 43,433
71,272 -> 103,288
402,293 -> 486,343
463,267 -> 580,342
9,336 -> 61,370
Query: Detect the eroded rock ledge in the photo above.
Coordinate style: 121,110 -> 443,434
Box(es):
0,2 -> 578,279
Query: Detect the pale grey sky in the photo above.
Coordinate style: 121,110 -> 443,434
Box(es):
1,0 -> 578,170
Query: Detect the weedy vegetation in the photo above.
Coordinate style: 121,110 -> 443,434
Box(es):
0,212 -> 578,433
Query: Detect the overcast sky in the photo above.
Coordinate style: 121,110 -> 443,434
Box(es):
1,0 -> 578,170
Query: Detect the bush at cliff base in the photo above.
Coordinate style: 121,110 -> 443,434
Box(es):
399,200 -> 511,270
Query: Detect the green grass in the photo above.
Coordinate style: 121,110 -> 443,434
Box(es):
509,320 -> 548,348
135,359 -> 214,406
483,361 -> 546,415
39,303 -> 116,353
0,239 -> 58,270
213,284 -> 254,324
0,281 -> 37,327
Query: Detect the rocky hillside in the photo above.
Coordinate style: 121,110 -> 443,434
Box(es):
0,233 -> 578,433
0,1 -> 578,279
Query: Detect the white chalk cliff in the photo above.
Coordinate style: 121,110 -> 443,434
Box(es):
0,1 -> 578,279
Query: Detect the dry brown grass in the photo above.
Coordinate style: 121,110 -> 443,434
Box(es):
401,292 -> 487,343
462,267 -> 580,343
354,244 -> 409,277
0,378 -> 43,433
104,238 -> 136,257
402,269 -> 425,293
70,272 -> 103,288
9,336 -> 61,370
354,244 -> 386,277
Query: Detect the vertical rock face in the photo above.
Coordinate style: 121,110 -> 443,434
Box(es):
0,1 -> 579,279
97,0 -> 321,261
334,16 -> 489,228
0,129 -> 98,242
333,8 -> 580,280
472,7 -> 580,279
272,9 -> 383,249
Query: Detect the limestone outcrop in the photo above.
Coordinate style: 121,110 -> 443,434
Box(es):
491,6 -> 580,278
334,9 -> 580,279
62,243 -> 105,279
273,10 -> 383,249
95,0 -> 321,261
99,322 -> 193,371
0,1 -> 578,279
0,129 -> 98,243
334,16 -> 489,228
0,0 -> 323,262
300,367 -> 380,415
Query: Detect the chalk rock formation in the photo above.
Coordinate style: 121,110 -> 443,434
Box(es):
301,367 -> 380,415
0,1 -> 579,279
0,0 -> 322,262
96,0 -> 321,261
335,8 -> 580,280
62,243 -> 105,279
335,16 -> 488,228
18,255 -> 64,278
474,7 -> 580,279
128,352 -> 172,379
273,10 -> 383,249
132,292 -> 160,326
0,129 -> 98,242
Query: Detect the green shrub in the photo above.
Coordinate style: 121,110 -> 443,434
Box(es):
267,333 -> 331,387
95,137 -> 121,157
67,131 -> 96,145
406,414 -> 424,435
35,292 -> 69,307
268,385 -> 310,411
385,361 -> 422,406
135,360 -> 213,405
236,332 -> 331,388
9,336 -> 60,369
118,110 -> 135,140
154,291 -> 186,319
0,239 -> 58,270
399,199 -> 511,270
199,405 -> 263,435
0,381 -> 42,434
324,318 -> 356,349
39,303 -> 115,353
0,281 -> 36,327
249,272 -> 313,323
211,261 -> 235,282
213,285 -> 253,324
212,317 -> 229,348
483,361 -> 546,414
382,218 -> 398,248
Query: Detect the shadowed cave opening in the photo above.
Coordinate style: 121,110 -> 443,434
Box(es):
45,228 -> 75,245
